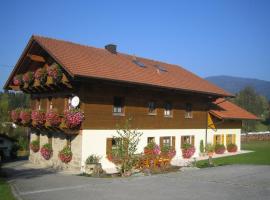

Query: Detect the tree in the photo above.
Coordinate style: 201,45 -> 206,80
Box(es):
112,118 -> 143,176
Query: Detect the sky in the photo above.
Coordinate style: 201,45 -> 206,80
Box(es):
0,0 -> 270,89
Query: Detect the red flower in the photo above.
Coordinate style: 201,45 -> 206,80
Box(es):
34,67 -> 47,84
40,143 -> 53,160
13,74 -> 23,86
11,108 -> 21,123
64,109 -> 84,129
46,110 -> 61,127
47,63 -> 63,83
31,110 -> 46,126
19,109 -> 31,125
58,146 -> 72,163
182,146 -> 195,159
23,72 -> 34,84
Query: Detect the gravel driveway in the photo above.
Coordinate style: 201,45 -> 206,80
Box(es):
2,161 -> 270,200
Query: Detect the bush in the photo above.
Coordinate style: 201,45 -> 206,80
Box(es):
30,140 -> 39,153
200,140 -> 204,153
58,146 -> 72,163
182,143 -> 195,159
227,143 -> 237,152
205,143 -> 214,153
215,144 -> 226,154
40,143 -> 53,160
85,154 -> 101,165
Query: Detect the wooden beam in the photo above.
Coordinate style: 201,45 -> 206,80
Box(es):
27,54 -> 46,63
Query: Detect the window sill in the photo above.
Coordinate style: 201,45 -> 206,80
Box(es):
113,113 -> 125,117
164,115 -> 173,118
148,113 -> 157,116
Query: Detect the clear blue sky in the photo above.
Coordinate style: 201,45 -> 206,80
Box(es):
1,0 -> 270,89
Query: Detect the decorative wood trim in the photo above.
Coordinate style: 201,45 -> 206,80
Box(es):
27,54 -> 46,63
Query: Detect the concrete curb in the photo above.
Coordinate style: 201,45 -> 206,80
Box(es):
9,181 -> 24,200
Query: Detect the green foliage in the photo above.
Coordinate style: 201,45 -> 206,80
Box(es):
160,144 -> 171,154
182,143 -> 193,150
205,143 -> 214,153
42,143 -> 52,150
17,136 -> 29,151
200,140 -> 204,153
145,141 -> 156,150
0,178 -> 16,200
214,144 -> 225,150
85,154 -> 101,164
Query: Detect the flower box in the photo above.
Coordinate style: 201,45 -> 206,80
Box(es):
23,71 -> 34,87
13,74 -> 23,86
47,63 -> 63,84
182,143 -> 195,159
34,67 -> 47,85
214,144 -> 226,154
11,108 -> 22,124
19,109 -> 31,125
64,108 -> 84,129
45,110 -> 62,127
31,110 -> 46,127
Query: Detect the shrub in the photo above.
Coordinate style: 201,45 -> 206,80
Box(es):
31,110 -> 46,126
19,109 -> 31,125
215,144 -> 226,154
30,140 -> 40,153
227,143 -> 237,153
58,146 -> 72,163
22,71 -> 34,85
64,108 -> 84,129
85,154 -> 101,165
182,143 -> 195,159
34,67 -> 47,84
40,143 -> 53,160
200,140 -> 204,153
47,63 -> 63,83
46,109 -> 61,127
13,74 -> 23,86
10,108 -> 22,123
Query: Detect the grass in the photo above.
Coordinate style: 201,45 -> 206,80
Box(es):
196,141 -> 270,168
0,177 -> 16,200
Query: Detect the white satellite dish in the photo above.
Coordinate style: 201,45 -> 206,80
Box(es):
71,96 -> 80,108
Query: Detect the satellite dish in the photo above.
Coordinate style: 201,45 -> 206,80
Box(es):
71,96 -> 80,108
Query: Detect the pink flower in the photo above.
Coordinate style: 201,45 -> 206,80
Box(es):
34,67 -> 47,84
13,74 -> 23,86
19,109 -> 31,125
182,146 -> 195,159
31,110 -> 46,126
64,109 -> 84,129
11,109 -> 21,123
22,72 -> 34,84
47,63 -> 63,82
46,110 -> 61,127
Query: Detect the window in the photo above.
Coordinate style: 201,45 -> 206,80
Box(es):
163,137 -> 171,147
154,65 -> 168,73
36,99 -> 41,110
106,138 -> 121,156
148,101 -> 156,115
133,60 -> 146,68
160,136 -> 176,150
226,134 -> 236,145
181,135 -> 195,147
184,103 -> 193,118
113,97 -> 124,115
213,134 -> 224,145
164,102 -> 172,117
47,97 -> 53,110
147,137 -> 155,144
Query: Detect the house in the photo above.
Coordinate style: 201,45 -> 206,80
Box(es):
0,133 -> 17,161
4,35 -> 258,172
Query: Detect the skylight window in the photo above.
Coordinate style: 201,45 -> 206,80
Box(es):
154,65 -> 168,73
133,60 -> 146,68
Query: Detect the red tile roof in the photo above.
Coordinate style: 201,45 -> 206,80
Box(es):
5,35 -> 233,97
210,98 -> 259,120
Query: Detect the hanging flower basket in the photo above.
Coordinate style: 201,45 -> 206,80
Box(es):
40,143 -> 53,160
31,110 -> 46,126
30,140 -> 40,153
64,108 -> 84,129
45,109 -> 62,127
182,143 -> 195,159
19,109 -> 31,125
227,143 -> 237,153
10,108 -> 22,124
23,71 -> 34,86
58,146 -> 72,163
13,74 -> 23,86
47,63 -> 63,83
34,67 -> 47,85
214,144 -> 226,154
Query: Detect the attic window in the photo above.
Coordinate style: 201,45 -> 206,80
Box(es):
133,60 -> 146,68
154,65 -> 168,73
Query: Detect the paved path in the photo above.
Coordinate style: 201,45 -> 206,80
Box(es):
2,161 -> 270,200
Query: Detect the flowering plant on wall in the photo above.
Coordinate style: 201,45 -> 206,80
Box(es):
182,143 -> 195,159
22,71 -> 34,85
214,144 -> 226,154
64,108 -> 84,129
144,142 -> 160,155
46,109 -> 61,127
30,140 -> 40,153
47,63 -> 63,83
31,110 -> 46,126
58,146 -> 72,163
227,143 -> 237,153
19,109 -> 31,125
34,67 -> 47,84
13,74 -> 23,86
161,145 -> 176,159
10,108 -> 22,123
40,143 -> 53,160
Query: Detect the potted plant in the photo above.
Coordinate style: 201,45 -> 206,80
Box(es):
34,67 -> 47,85
144,142 -> 160,155
205,143 -> 214,157
10,108 -> 22,124
47,63 -> 63,83
46,109 -> 62,127
30,140 -> 40,153
160,145 -> 176,159
214,144 -> 226,154
31,110 -> 46,127
64,108 -> 84,129
13,74 -> 23,86
58,146 -> 72,163
19,109 -> 31,125
199,140 -> 206,156
227,143 -> 237,153
40,143 -> 53,160
85,154 -> 102,175
22,71 -> 34,86
182,143 -> 195,159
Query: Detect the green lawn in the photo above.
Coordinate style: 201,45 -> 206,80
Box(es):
197,141 -> 270,168
0,177 -> 16,200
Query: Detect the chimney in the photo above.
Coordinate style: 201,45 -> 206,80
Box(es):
105,44 -> 117,54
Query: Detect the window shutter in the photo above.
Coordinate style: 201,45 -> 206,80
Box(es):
213,135 -> 216,145
191,136 -> 195,146
222,134 -> 225,145
160,137 -> 164,149
226,134 -> 229,145
172,136 -> 175,150
106,138 -> 113,155
181,136 -> 184,148
232,134 -> 236,144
